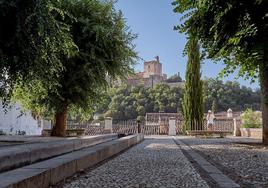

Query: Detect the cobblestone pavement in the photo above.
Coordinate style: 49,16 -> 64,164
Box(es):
180,136 -> 268,188
63,136 -> 209,188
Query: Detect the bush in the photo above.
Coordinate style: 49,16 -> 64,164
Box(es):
241,109 -> 262,128
97,114 -> 105,121
137,116 -> 145,122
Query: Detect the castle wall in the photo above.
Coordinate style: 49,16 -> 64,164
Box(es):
125,56 -> 171,88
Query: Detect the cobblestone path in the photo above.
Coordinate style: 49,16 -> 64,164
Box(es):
180,136 -> 268,188
63,136 -> 208,188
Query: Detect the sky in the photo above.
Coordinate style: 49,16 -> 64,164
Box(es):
115,0 -> 259,89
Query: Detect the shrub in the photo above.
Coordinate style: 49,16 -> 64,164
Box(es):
137,116 -> 145,122
241,109 -> 262,128
97,115 -> 105,121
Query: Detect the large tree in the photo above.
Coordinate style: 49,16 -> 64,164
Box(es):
0,0 -> 75,100
13,0 -> 137,136
173,0 -> 268,144
183,33 -> 204,131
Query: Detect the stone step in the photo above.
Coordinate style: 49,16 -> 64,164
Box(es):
0,134 -> 118,173
0,134 -> 144,188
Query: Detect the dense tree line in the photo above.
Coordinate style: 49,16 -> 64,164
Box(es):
95,79 -> 261,120
97,84 -> 183,121
203,78 -> 261,112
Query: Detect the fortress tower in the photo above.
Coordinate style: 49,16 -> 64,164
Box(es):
126,56 -> 167,88
143,56 -> 162,78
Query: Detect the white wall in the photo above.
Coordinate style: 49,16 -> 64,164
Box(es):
0,102 -> 43,135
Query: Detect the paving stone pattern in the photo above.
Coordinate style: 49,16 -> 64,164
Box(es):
174,138 -> 239,188
63,136 -> 209,188
180,137 -> 268,188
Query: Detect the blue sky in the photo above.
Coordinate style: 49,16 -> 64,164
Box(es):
115,0 -> 259,89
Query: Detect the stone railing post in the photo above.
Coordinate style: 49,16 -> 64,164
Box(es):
104,117 -> 113,133
168,117 -> 176,136
233,118 -> 241,136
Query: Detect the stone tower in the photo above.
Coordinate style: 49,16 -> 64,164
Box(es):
143,56 -> 162,78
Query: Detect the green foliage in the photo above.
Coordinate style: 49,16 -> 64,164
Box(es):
173,0 -> 268,143
182,33 -> 204,130
102,84 -> 183,120
12,0 -> 137,121
211,99 -> 217,114
173,0 -> 268,80
241,109 -> 262,128
203,78 -> 261,111
97,114 -> 105,121
95,79 -> 260,120
0,0 -> 76,100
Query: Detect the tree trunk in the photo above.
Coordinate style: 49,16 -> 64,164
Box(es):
51,106 -> 68,137
260,64 -> 268,145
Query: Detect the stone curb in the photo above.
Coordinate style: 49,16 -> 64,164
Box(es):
173,137 -> 240,188
0,134 -> 144,188
0,134 -> 118,173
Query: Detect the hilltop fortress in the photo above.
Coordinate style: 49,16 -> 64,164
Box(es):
127,56 -> 168,87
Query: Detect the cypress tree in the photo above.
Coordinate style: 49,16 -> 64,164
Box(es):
212,99 -> 217,114
183,33 -> 204,131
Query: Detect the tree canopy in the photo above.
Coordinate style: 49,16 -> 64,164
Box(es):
0,0 -> 75,100
173,0 -> 268,79
203,78 -> 261,112
173,0 -> 268,144
12,0 -> 137,136
101,84 -> 184,121
93,79 -> 260,121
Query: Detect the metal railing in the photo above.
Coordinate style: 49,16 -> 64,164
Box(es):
66,116 -> 239,136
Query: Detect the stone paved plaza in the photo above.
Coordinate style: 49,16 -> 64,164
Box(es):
59,136 -> 267,188
180,136 -> 268,188
62,136 -> 209,188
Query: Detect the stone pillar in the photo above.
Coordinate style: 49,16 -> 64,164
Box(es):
168,117 -> 176,136
227,108 -> 233,118
105,117 -> 113,133
233,118 -> 241,136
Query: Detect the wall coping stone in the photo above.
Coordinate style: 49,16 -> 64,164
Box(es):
0,134 -> 118,173
0,134 -> 144,188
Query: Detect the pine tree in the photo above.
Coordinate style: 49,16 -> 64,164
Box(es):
183,33 -> 204,131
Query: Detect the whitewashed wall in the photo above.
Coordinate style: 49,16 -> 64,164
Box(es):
0,102 -> 44,135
